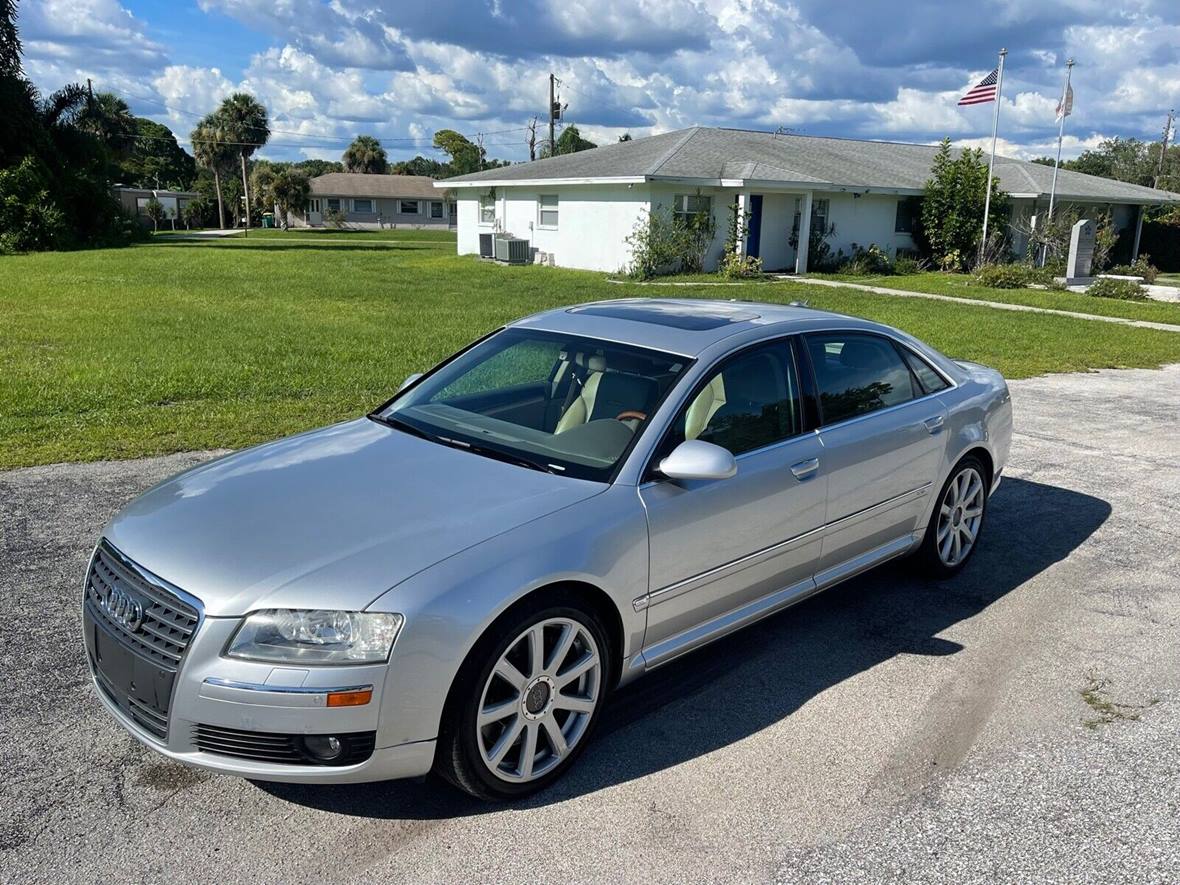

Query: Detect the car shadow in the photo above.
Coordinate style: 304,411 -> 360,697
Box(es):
257,476 -> 1109,818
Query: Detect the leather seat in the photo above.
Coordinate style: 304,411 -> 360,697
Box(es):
554,355 -> 606,434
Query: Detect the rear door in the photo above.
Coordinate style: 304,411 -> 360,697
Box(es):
802,331 -> 948,579
638,338 -> 827,658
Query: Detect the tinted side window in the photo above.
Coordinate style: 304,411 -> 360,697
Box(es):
806,333 -> 918,425
662,342 -> 801,457
899,347 -> 949,393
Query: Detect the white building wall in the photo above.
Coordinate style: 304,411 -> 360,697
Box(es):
756,192 -> 797,271
819,192 -> 915,258
454,185 -> 650,272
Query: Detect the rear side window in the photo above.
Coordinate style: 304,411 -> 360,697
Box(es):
899,347 -> 949,394
806,333 -> 918,425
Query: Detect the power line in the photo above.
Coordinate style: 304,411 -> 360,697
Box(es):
111,85 -> 527,146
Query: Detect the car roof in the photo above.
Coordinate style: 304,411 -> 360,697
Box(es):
510,297 -> 879,357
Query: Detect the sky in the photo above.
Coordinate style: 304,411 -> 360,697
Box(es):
16,0 -> 1180,165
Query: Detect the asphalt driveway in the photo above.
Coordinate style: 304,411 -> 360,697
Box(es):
2,365 -> 1178,883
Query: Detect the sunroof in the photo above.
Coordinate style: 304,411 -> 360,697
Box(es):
569,301 -> 761,331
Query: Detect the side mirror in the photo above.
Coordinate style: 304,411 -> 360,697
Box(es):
658,440 -> 737,482
399,372 -> 423,391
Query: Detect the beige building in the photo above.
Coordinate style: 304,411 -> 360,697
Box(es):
113,187 -> 199,226
293,174 -> 456,229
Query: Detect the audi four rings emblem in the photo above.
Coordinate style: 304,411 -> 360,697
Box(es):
102,585 -> 145,632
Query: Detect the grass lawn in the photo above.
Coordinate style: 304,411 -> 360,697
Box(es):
4,232 -> 1180,469
811,272 -> 1180,326
1154,272 -> 1180,288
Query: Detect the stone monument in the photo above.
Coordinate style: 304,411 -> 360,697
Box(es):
1065,218 -> 1096,284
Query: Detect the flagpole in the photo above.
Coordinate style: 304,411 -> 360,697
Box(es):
978,47 -> 1007,266
1046,59 -> 1074,223
1041,58 -> 1074,266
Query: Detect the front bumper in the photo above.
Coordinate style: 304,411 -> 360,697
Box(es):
85,599 -> 437,784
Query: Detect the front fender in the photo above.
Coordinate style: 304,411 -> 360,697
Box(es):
365,485 -> 648,747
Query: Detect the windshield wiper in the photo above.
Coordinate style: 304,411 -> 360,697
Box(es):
443,438 -> 561,474
369,413 -> 560,474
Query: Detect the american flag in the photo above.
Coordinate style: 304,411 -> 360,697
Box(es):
958,68 -> 999,106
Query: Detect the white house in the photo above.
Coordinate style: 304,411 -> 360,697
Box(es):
436,127 -> 1179,273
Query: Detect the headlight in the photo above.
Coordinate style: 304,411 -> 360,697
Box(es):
225,610 -> 404,665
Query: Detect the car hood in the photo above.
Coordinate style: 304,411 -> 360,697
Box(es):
105,418 -> 604,616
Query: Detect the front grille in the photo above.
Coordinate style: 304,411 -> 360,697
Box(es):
193,724 -> 377,767
85,542 -> 199,671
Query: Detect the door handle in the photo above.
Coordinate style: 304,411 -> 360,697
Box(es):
790,458 -> 819,480
923,415 -> 945,434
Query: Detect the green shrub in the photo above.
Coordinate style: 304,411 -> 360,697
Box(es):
718,251 -> 763,279
625,204 -> 716,279
1106,256 -> 1158,284
1087,277 -> 1147,300
974,263 -> 1032,288
0,156 -> 68,253
840,243 -> 893,275
892,254 -> 926,275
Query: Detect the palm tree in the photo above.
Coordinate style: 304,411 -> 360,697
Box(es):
191,115 -> 234,229
342,135 -> 388,174
271,170 -> 310,229
215,92 -> 269,232
78,92 -> 136,156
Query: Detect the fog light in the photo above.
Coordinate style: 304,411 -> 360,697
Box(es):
302,734 -> 343,762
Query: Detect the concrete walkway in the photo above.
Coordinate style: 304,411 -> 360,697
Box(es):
775,276 -> 1180,334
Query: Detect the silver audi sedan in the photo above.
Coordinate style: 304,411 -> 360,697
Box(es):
83,298 -> 1011,800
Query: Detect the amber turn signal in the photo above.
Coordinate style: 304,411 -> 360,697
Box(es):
326,688 -> 372,707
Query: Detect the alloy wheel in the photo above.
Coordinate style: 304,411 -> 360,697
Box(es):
476,617 -> 602,783
936,465 -> 985,567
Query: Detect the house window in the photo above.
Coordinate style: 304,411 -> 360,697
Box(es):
430,201 -> 444,219
792,197 -> 830,237
479,193 -> 496,225
308,198 -> 321,213
673,193 -> 712,226
399,199 -> 420,215
353,198 -> 373,213
895,197 -> 921,234
538,194 -> 559,228
327,198 -> 341,212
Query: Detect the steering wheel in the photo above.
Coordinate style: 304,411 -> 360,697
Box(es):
616,410 -> 647,423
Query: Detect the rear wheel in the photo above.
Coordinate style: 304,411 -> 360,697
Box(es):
918,455 -> 988,576
436,595 -> 611,801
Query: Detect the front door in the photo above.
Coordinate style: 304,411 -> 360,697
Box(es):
639,338 -> 827,661
747,194 -> 763,259
802,331 -> 947,578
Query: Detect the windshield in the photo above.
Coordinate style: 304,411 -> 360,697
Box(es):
381,328 -> 689,481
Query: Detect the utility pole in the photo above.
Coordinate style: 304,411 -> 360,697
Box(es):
86,77 -> 94,112
548,73 -> 557,156
475,132 -> 485,171
1155,108 -> 1174,190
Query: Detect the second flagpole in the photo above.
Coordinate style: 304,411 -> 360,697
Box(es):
1041,58 -> 1074,266
978,47 -> 1007,266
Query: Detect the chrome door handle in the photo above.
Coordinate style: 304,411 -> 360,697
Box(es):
923,415 -> 945,434
790,458 -> 819,480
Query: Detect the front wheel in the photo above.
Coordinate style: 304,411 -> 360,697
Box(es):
918,455 -> 988,576
435,596 -> 611,801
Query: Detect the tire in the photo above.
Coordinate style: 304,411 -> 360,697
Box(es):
918,454 -> 989,577
434,591 -> 613,801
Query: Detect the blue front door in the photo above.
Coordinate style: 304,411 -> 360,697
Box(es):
747,194 -> 763,259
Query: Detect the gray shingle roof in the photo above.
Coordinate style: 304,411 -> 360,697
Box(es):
309,173 -> 443,199
442,127 -> 1180,205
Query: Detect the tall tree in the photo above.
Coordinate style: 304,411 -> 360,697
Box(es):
191,115 -> 234,228
215,92 -> 269,230
121,118 -> 195,189
342,135 -> 387,173
0,0 -> 20,77
78,92 -> 136,156
432,129 -> 481,175
271,169 -> 310,228
291,158 -> 343,178
391,155 -> 446,177
920,138 -> 1009,270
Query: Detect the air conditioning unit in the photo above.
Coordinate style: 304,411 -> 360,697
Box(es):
494,236 -> 530,265
478,233 -> 494,259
